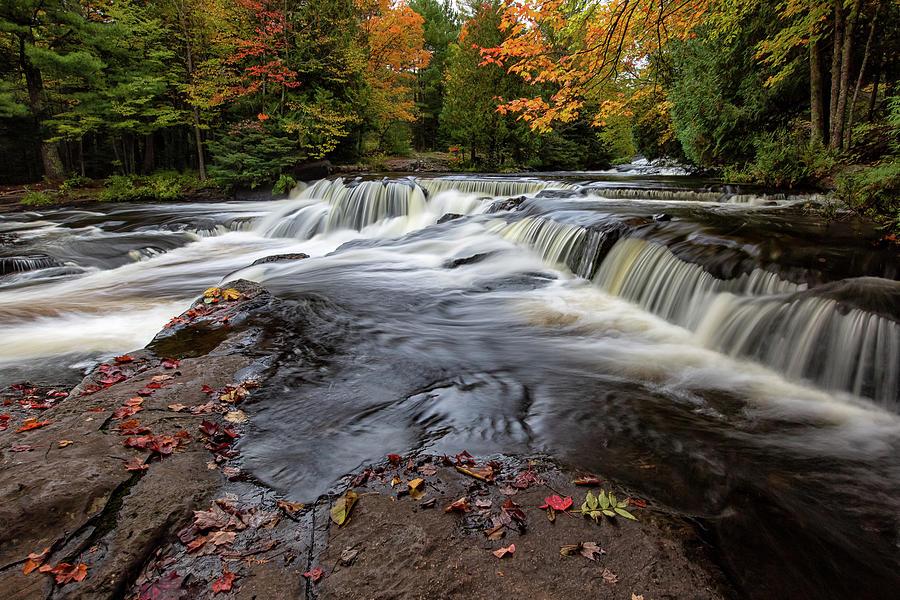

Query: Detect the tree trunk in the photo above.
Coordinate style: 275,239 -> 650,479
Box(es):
844,0 -> 880,150
19,36 -> 65,181
828,0 -> 845,147
810,38 -> 826,145
143,133 -> 155,173
174,0 -> 207,181
831,0 -> 861,149
866,54 -> 884,121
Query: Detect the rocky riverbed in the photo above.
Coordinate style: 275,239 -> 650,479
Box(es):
0,278 -> 733,600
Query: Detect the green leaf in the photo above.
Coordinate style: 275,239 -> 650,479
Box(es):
614,507 -> 637,520
602,509 -> 616,517
586,491 -> 598,510
599,490 -> 610,510
609,493 -> 617,507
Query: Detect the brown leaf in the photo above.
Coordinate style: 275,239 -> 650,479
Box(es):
602,568 -> 619,584
573,475 -> 603,485
208,530 -> 236,547
123,457 -> 148,471
445,497 -> 471,513
276,500 -> 305,514
339,547 -> 359,566
484,524 -> 505,541
57,440 -> 73,448
492,544 -> 515,559
455,464 -> 494,482
23,547 -> 51,574
502,499 -> 526,523
418,464 -> 437,476
224,410 -> 248,423
168,404 -> 186,412
349,468 -> 371,487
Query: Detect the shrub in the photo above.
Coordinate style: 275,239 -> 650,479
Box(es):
835,159 -> 900,233
272,174 -> 297,196
21,189 -> 56,206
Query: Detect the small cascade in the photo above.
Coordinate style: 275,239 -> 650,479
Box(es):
595,239 -> 798,328
697,291 -> 900,407
488,217 -> 590,276
258,178 -> 493,240
582,187 -> 805,205
595,237 -> 899,405
0,255 -> 63,276
418,177 -> 577,197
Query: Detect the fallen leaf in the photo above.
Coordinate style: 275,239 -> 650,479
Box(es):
208,530 -> 236,547
540,495 -> 573,511
498,486 -> 518,496
387,454 -> 401,465
391,476 -> 403,487
560,542 -> 605,560
115,355 -> 134,363
193,503 -> 246,532
629,498 -> 649,508
224,410 -> 248,423
484,524 -> 505,540
47,562 -> 88,585
408,477 -> 426,500
139,571 -> 184,600
161,359 -> 179,369
221,288 -> 242,301
502,499 -> 526,523
123,457 -> 148,471
302,567 -> 325,582
222,466 -> 240,478
206,461 -> 218,470
492,544 -> 515,559
513,466 -> 545,489
418,464 -> 437,476
632,595 -> 645,600
168,404 -> 186,412
23,547 -> 51,574
573,475 -> 603,485
456,464 -> 494,482
204,287 -> 221,298
350,468 -> 371,487
602,568 -> 619,584
445,497 -> 471,513
453,450 -> 475,466
276,500 -> 305,513
16,417 -> 50,433
330,490 -> 358,526
11,444 -> 33,452
199,420 -> 219,436
339,547 -> 359,566
212,571 -> 235,594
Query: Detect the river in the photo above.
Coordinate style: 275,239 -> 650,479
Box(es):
1,170 -> 898,598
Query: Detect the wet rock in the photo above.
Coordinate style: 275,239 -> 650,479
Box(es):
653,213 -> 673,222
250,253 -> 310,267
489,196 -> 527,212
437,213 -> 464,224
0,255 -> 63,276
291,160 -> 333,182
443,252 -> 492,269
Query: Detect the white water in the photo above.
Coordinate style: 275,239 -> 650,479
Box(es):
1,176 -> 897,416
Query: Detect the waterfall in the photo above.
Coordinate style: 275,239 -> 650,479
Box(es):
489,218 -> 587,275
595,237 -> 899,405
418,177 -> 577,197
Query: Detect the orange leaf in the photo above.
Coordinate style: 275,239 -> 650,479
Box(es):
213,571 -> 236,594
22,547 -> 51,574
16,417 -> 50,433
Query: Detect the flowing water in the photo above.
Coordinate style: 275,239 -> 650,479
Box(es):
1,172 -> 899,598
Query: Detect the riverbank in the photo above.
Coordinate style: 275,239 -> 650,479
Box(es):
0,276 -> 735,599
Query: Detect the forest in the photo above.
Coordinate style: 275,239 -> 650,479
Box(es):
1,0 -> 898,230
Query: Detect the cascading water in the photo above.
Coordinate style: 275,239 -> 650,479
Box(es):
2,172 -> 899,599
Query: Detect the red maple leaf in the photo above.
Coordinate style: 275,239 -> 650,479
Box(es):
302,567 -> 325,582
212,571 -> 236,594
540,495 -> 573,511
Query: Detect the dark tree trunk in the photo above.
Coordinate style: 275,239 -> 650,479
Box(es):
143,134 -> 155,174
844,0 -> 880,149
810,38 -> 826,145
828,0 -> 845,147
20,36 -> 65,181
831,0 -> 861,149
174,0 -> 207,181
866,54 -> 884,121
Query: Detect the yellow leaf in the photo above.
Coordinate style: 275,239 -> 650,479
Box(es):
330,490 -> 358,526
224,410 -> 248,423
222,288 -> 242,301
204,287 -> 221,298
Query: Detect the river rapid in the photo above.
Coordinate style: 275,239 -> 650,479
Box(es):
1,170 -> 898,598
